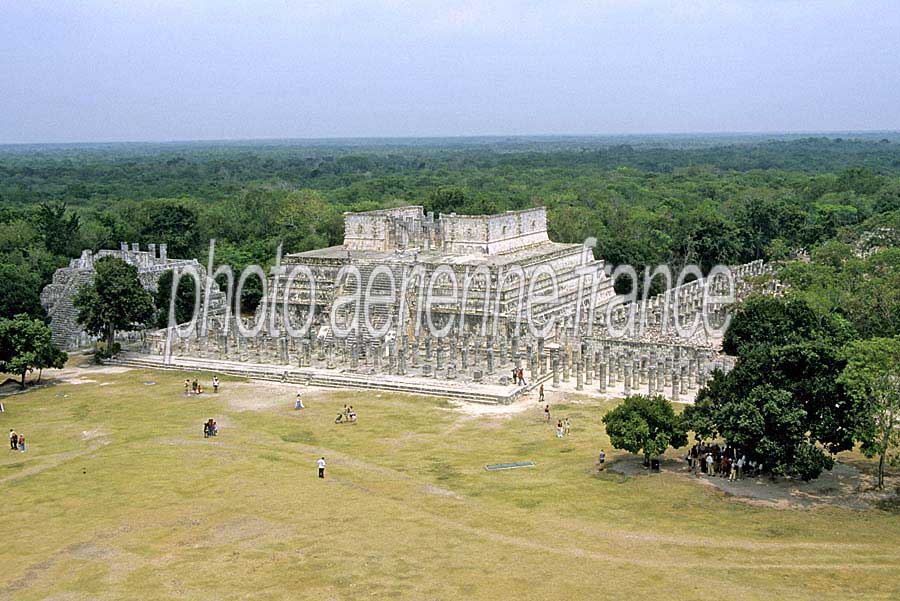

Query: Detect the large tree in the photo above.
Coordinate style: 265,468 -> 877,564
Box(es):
0,314 -> 67,387
839,337 -> 900,489
73,256 -> 155,349
685,297 -> 861,481
602,395 -> 687,464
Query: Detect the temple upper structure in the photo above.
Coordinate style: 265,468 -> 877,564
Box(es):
342,206 -> 549,255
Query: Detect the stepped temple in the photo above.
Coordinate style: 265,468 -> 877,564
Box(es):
43,206 -> 773,403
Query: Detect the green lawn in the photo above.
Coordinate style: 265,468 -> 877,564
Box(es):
2,364 -> 899,600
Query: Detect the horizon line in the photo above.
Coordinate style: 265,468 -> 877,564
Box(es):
2,129 -> 899,149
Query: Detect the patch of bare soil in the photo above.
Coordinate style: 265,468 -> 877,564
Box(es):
446,396 -> 535,417
610,455 -> 898,510
423,483 -> 463,500
223,380 -> 334,412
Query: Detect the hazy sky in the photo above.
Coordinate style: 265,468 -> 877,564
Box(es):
2,1 -> 899,143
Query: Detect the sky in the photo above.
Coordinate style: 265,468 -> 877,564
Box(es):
1,0 -> 899,143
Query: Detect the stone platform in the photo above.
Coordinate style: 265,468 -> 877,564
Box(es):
108,351 -> 541,404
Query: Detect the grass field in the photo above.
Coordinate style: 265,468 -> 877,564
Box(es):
2,362 -> 900,601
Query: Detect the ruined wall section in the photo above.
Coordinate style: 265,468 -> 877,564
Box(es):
41,242 -> 224,350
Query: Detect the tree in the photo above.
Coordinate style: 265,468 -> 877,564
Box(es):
140,202 -> 201,259
276,190 -> 343,252
0,263 -> 45,320
154,269 -> 198,328
839,337 -> 900,489
73,256 -> 155,349
0,314 -> 67,387
722,295 -> 851,356
426,187 -> 467,214
602,395 -> 687,464
35,201 -> 81,256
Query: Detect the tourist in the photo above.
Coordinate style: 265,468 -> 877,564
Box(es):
511,368 -> 517,384
544,404 -> 550,421
18,433 -> 25,453
539,384 -> 544,402
295,394 -> 304,410
317,456 -> 326,478
556,419 -> 564,438
191,379 -> 198,393
197,383 -> 203,394
736,456 -> 745,480
597,449 -> 606,472
213,376 -> 219,393
564,417 -> 571,436
518,368 -> 526,386
705,453 -> 714,476
184,379 -> 190,396
211,419 -> 218,436
9,429 -> 18,450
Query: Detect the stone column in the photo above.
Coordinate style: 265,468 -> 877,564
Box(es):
584,351 -> 593,386
576,358 -> 584,391
435,341 -> 444,371
538,337 -> 546,375
486,347 -> 494,374
552,351 -> 560,387
597,362 -> 607,393
350,343 -> 359,370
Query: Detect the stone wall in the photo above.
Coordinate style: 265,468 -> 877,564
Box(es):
40,242 -> 223,350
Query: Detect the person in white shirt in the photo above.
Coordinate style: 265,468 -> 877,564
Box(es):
317,457 -> 326,478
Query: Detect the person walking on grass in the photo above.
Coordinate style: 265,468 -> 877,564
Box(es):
564,417 -> 571,436
556,420 -> 564,438
17,434 -> 25,453
544,404 -> 551,422
317,457 -> 326,479
184,379 -> 190,396
213,376 -> 219,393
706,453 -> 714,477
9,429 -> 18,450
539,384 -> 544,402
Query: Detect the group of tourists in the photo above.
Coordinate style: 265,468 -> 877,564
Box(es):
335,405 -> 357,424
511,368 -> 526,386
687,443 -> 759,480
184,376 -> 220,396
555,417 -> 571,438
8,429 -> 25,453
203,418 -> 218,438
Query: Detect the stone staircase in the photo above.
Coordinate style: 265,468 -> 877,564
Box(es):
107,352 -> 519,404
41,268 -> 95,349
